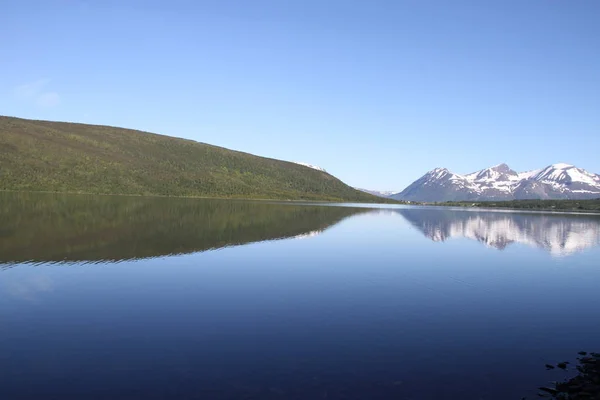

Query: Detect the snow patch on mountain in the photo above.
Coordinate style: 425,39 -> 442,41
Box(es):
294,162 -> 327,172
532,164 -> 599,186
517,168 -> 543,181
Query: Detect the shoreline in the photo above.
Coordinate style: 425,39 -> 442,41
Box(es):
419,199 -> 600,216
0,188 -> 401,205
3,189 -> 600,215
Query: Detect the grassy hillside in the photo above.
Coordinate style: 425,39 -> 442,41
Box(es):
0,116 -> 391,202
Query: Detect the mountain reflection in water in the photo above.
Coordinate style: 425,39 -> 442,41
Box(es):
396,208 -> 600,256
2,192 -> 600,266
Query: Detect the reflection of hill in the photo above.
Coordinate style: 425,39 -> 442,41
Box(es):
396,208 -> 600,256
0,193 -> 366,265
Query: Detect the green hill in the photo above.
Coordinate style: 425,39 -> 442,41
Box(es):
0,116 -> 390,202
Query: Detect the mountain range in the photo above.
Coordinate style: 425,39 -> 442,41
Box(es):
391,163 -> 600,202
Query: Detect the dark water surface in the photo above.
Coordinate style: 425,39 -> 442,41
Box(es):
1,193 -> 600,400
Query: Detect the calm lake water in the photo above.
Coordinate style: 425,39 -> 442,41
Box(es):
1,193 -> 600,400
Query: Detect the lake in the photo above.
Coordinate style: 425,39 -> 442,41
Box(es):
1,192 -> 600,400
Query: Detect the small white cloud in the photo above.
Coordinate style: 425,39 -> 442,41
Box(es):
14,78 -> 51,98
37,92 -> 61,107
3,274 -> 54,302
13,79 -> 60,108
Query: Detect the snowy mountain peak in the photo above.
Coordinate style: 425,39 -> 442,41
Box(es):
490,163 -> 516,174
425,167 -> 457,180
532,164 -> 599,186
466,163 -> 518,183
428,167 -> 448,174
490,162 -> 509,170
293,162 -> 327,172
551,163 -> 574,169
392,163 -> 600,202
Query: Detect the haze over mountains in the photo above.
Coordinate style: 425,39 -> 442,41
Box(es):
391,163 -> 600,202
356,189 -> 397,198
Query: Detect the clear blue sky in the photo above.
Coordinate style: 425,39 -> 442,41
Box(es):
2,0 -> 599,191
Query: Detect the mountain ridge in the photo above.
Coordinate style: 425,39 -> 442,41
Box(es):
391,163 -> 600,202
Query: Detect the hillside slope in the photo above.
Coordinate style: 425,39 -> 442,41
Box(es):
0,116 -> 387,202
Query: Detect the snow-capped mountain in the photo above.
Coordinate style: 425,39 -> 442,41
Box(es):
396,208 -> 600,257
391,163 -> 600,202
356,189 -> 397,198
294,162 -> 327,172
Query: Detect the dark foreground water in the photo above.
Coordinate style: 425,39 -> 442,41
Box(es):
1,193 -> 600,400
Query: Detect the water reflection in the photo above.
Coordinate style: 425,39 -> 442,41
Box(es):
396,208 -> 600,256
0,192 -> 368,265
2,195 -> 600,400
1,274 -> 54,302
3,192 -> 600,264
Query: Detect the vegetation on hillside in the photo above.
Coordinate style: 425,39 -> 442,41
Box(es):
432,199 -> 600,213
0,192 -> 369,264
0,116 -> 393,202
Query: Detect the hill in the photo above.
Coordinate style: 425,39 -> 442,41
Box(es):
0,116 -> 390,202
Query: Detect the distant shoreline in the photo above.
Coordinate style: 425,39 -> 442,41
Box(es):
423,199 -> 600,216
0,189 -> 401,205
5,189 -> 600,215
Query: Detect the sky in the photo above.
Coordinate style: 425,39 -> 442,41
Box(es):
2,0 -> 599,191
